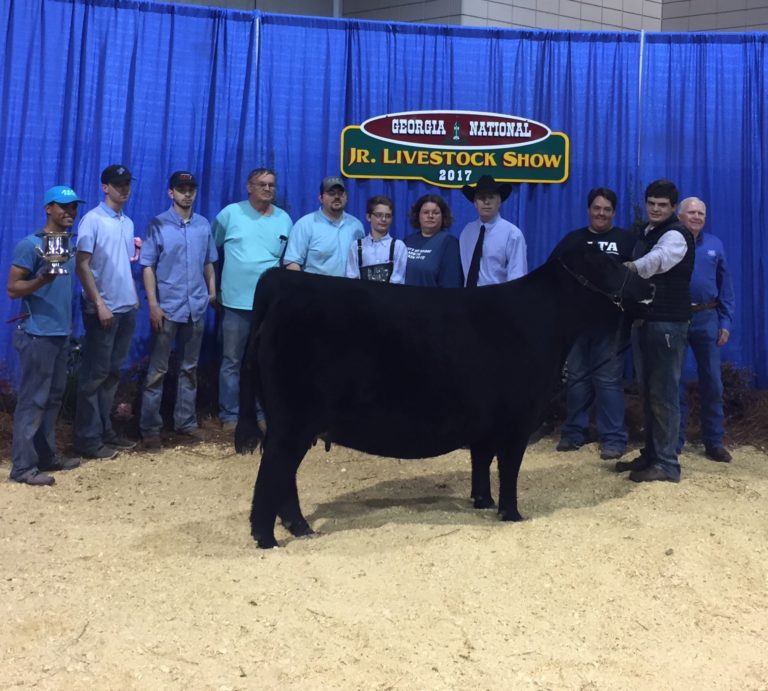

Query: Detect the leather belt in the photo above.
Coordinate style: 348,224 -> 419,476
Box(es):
691,300 -> 719,313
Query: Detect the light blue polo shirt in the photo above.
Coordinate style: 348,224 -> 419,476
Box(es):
213,201 -> 292,310
284,210 -> 364,277
12,234 -> 74,336
140,206 -> 218,322
77,202 -> 138,314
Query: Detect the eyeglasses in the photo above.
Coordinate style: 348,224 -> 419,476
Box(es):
370,212 -> 392,220
323,190 -> 346,198
253,182 -> 275,189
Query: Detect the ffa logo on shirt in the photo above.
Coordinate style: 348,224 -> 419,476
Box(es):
707,250 -> 717,257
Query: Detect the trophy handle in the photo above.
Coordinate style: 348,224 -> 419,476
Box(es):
130,237 -> 142,262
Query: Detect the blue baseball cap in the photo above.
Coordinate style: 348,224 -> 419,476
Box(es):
43,185 -> 85,205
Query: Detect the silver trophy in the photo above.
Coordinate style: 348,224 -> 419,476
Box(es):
35,231 -> 74,274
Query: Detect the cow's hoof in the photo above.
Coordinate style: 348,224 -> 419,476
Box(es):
472,496 -> 496,510
499,510 -> 524,522
255,535 -> 279,549
283,518 -> 315,538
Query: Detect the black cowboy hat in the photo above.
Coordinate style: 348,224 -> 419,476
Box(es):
461,175 -> 512,202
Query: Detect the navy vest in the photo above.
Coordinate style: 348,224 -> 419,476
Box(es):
632,215 -> 695,322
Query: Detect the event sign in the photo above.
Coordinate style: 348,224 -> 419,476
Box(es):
341,110 -> 569,188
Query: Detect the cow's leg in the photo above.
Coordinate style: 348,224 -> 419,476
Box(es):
470,441 -> 496,509
496,438 -> 527,522
250,432 -> 314,548
278,460 -> 315,539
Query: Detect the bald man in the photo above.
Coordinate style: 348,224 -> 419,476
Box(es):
677,196 -> 735,462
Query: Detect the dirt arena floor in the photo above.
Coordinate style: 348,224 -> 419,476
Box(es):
2,424 -> 767,690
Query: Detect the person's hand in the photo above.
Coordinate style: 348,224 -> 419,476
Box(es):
623,261 -> 638,273
149,304 -> 166,331
35,272 -> 57,286
96,302 -> 113,329
717,328 -> 730,347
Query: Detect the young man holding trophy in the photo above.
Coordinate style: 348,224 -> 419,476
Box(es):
6,186 -> 84,485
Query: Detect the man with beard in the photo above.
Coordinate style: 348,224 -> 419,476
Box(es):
139,172 -> 218,449
284,176 -> 364,276
7,186 -> 85,485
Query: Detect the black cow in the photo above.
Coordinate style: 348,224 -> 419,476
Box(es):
236,249 -> 653,548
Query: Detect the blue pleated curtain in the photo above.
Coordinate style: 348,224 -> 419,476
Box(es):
1,0 -> 766,383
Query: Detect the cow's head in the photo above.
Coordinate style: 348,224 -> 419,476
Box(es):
559,246 -> 655,315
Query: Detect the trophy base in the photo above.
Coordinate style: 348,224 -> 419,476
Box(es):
43,265 -> 70,275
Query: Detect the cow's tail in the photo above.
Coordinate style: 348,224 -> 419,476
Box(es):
234,290 -> 270,455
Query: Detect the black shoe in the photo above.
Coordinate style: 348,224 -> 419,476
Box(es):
556,439 -> 581,452
629,465 -> 680,483
615,454 -> 651,473
105,436 -> 136,450
705,446 -> 732,463
38,456 -> 81,472
600,448 -> 624,461
77,445 -> 119,460
176,427 -> 206,441
14,470 -> 55,486
142,436 -> 162,450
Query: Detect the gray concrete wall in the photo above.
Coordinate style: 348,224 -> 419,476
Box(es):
662,0 -> 768,31
344,0 -> 662,31
157,0 -> 768,31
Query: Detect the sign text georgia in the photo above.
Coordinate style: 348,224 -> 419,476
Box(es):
341,110 -> 569,187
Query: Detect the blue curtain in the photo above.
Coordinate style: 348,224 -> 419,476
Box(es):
1,0 -> 766,384
639,32 -> 768,382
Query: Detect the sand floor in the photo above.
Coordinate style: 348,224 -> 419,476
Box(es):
1,432 -> 767,690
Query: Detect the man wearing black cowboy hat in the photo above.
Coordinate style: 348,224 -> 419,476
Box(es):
458,175 -> 527,288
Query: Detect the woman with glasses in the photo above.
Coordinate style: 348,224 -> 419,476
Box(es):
345,195 -> 407,283
403,194 -> 463,288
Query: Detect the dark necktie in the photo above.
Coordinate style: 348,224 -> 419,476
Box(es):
466,224 -> 485,288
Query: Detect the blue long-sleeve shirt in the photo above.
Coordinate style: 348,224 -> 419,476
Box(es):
690,231 -> 735,332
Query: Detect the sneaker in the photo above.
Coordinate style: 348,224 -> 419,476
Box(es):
556,439 -> 581,452
142,436 -> 162,450
38,456 -> 81,472
14,469 -> 55,486
705,446 -> 732,463
600,448 -> 624,461
105,436 -> 137,450
221,421 -> 237,432
77,445 -> 119,460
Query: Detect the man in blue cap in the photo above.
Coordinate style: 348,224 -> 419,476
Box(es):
6,186 -> 85,485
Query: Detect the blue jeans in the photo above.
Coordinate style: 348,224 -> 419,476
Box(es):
679,309 -> 725,450
74,308 -> 136,454
10,330 -> 69,480
560,328 -> 628,452
636,320 -> 689,480
140,317 -> 205,437
219,307 -> 252,423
